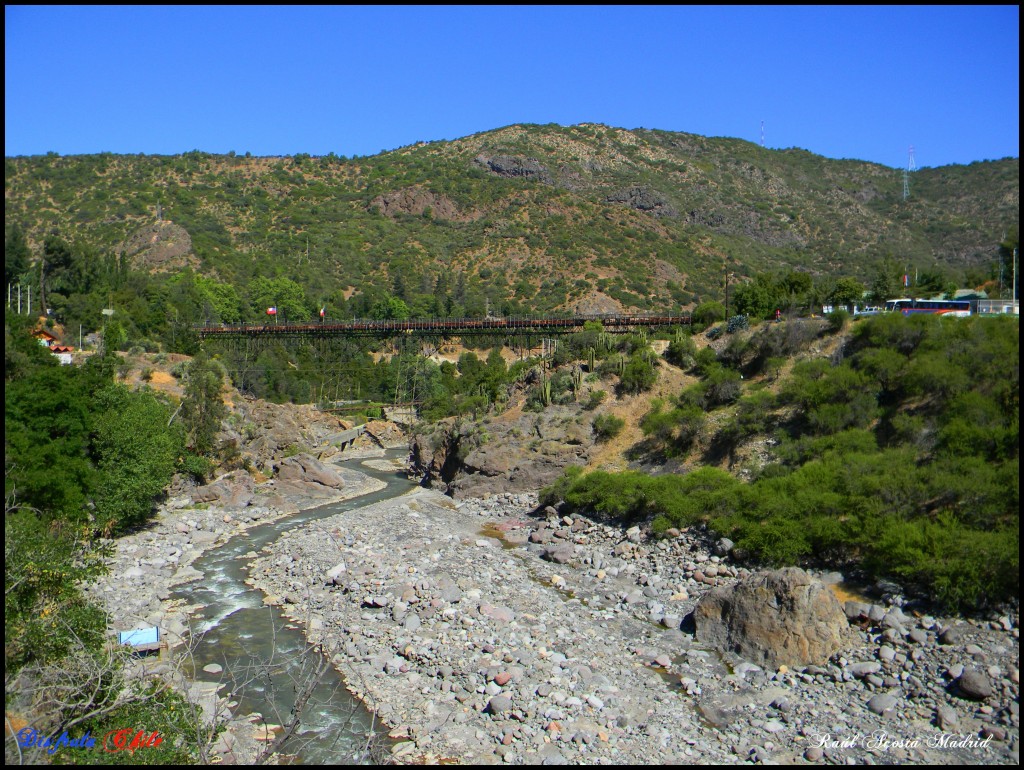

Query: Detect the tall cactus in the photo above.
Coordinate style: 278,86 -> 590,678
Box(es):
571,366 -> 583,400
587,347 -> 596,373
540,375 -> 552,407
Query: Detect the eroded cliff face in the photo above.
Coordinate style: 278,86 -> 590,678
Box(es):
410,405 -> 595,499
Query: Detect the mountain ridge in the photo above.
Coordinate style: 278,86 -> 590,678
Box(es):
5,122 -> 1018,324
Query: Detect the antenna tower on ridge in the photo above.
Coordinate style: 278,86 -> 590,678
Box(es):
902,145 -> 916,200
760,120 -> 765,148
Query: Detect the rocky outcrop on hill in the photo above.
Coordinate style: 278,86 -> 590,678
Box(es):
359,419 -> 409,449
275,452 -> 345,488
605,185 -> 678,217
370,187 -> 471,221
410,405 -> 594,498
571,291 -> 625,316
119,220 -> 197,272
693,566 -> 853,668
475,154 -> 553,184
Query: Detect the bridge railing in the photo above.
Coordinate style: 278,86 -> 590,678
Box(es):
194,313 -> 691,338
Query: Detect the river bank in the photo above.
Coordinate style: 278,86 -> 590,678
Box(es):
83,446 -> 403,763
246,488 -> 1019,766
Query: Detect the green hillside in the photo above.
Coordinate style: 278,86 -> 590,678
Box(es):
5,123 -> 1018,341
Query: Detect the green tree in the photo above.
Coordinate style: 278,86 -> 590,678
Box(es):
867,262 -> 902,304
618,354 -> 657,394
179,353 -> 226,455
92,384 -> 181,530
196,275 -> 244,323
5,224 -> 32,286
248,276 -> 308,321
692,301 -> 725,329
369,294 -> 411,320
732,280 -> 775,319
829,277 -> 866,307
5,366 -> 99,524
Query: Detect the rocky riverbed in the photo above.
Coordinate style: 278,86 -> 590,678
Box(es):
83,447 -> 398,763
246,489 -> 1019,766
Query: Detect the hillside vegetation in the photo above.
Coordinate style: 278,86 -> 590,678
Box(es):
6,123 -> 1019,344
542,313 -> 1019,613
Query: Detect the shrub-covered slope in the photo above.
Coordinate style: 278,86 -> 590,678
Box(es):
6,123 -> 1018,329
544,313 -> 1019,612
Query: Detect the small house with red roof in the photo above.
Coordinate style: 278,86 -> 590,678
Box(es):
33,323 -> 75,365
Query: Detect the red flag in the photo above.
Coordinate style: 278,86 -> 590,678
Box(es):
266,307 -> 277,315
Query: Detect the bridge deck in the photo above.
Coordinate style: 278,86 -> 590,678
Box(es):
196,314 -> 691,339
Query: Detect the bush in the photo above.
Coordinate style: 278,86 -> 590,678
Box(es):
618,355 -> 657,395
692,301 -> 725,330
664,334 -> 697,368
826,308 -> 850,332
584,389 -> 607,410
692,346 -> 719,375
592,413 -> 625,441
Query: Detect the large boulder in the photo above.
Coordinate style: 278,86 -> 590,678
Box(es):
693,567 -> 852,668
276,454 -> 345,489
192,471 -> 255,509
410,407 -> 593,498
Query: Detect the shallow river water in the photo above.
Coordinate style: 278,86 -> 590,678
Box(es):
171,450 -> 415,763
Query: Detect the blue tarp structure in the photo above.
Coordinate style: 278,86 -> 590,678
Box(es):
118,627 -> 160,647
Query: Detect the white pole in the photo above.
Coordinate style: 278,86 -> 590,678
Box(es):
28,285 -> 31,315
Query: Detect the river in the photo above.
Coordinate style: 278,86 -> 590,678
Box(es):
170,449 -> 416,764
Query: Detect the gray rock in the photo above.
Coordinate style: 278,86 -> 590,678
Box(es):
867,693 -> 898,716
907,628 -> 928,645
957,669 -> 993,700
939,626 -> 963,645
714,537 -> 735,556
276,454 -> 346,489
487,695 -> 514,715
693,567 -> 852,668
935,704 -> 959,730
326,561 -> 347,584
541,544 -> 574,564
844,600 -> 870,621
849,661 -> 884,678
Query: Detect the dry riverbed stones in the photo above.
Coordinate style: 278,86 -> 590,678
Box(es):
247,489 -> 1020,765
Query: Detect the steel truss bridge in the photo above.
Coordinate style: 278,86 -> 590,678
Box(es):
194,313 -> 691,340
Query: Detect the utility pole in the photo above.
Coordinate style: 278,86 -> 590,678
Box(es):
724,263 -> 730,321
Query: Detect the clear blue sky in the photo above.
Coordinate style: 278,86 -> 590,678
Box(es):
5,5 -> 1019,169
